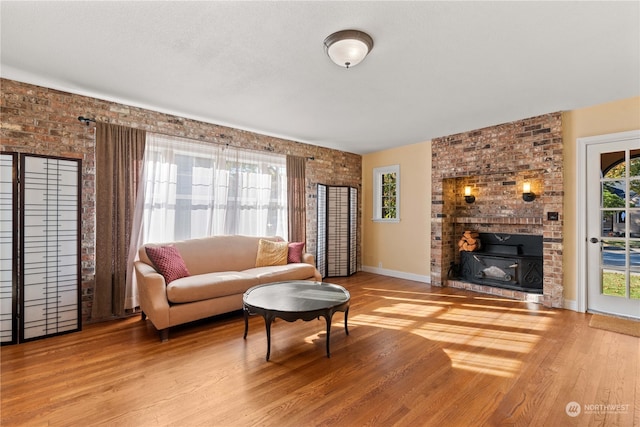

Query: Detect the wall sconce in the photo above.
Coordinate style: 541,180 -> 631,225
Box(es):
464,186 -> 476,204
522,182 -> 536,202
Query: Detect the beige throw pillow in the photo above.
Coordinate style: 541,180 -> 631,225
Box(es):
255,239 -> 289,267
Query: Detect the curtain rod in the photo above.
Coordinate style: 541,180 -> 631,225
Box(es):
78,116 -> 96,125
78,117 -> 316,160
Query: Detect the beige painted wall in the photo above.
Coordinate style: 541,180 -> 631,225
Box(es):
362,141 -> 431,280
562,96 -> 640,303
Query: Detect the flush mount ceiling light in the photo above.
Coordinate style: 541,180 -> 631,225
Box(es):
323,29 -> 374,69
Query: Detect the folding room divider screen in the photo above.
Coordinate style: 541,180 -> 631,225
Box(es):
0,152 -> 82,345
316,184 -> 357,278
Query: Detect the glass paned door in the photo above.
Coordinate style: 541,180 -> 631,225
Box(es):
587,140 -> 640,319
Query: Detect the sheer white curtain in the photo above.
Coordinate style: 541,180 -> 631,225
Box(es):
127,133 -> 288,309
140,133 -> 287,244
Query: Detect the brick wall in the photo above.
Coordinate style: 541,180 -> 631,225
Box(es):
0,78 -> 362,321
431,113 -> 564,307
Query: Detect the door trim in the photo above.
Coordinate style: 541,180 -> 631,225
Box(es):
576,129 -> 640,313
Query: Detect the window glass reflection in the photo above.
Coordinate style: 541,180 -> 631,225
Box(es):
601,239 -> 626,269
631,179 -> 640,208
630,240 -> 640,272
630,150 -> 639,177
603,151 -> 625,178
630,209 -> 640,239
602,210 -> 627,237
601,269 -> 628,298
602,181 -> 626,208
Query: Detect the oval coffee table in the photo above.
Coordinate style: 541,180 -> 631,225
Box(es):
243,280 -> 350,361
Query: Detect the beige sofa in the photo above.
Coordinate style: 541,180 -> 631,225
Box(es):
134,235 -> 321,341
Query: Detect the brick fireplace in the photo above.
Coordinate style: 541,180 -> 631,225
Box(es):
430,112 -> 563,308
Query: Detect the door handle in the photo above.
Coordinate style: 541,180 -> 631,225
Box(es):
589,237 -> 599,244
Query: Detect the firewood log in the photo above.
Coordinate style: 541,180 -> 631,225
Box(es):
458,230 -> 481,252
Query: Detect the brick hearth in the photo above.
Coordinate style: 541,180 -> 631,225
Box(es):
430,113 -> 563,307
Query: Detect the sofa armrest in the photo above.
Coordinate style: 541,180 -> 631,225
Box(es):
302,252 -> 315,266
134,261 -> 171,330
301,253 -> 322,281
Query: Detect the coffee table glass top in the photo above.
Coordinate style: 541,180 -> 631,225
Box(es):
243,281 -> 350,312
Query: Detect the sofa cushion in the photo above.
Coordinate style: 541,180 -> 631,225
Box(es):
145,245 -> 190,284
246,263 -> 319,284
287,242 -> 305,263
255,239 -> 288,267
166,271 -> 259,303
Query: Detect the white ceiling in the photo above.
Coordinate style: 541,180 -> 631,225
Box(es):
1,1 -> 639,155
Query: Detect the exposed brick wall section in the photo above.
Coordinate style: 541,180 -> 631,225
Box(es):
0,78 -> 362,321
431,113 -> 563,308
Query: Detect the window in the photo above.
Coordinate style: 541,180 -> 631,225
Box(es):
373,165 -> 400,222
141,133 -> 288,243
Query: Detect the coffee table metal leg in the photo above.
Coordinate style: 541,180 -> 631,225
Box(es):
344,307 -> 349,335
265,315 -> 274,361
243,308 -> 249,339
325,313 -> 332,358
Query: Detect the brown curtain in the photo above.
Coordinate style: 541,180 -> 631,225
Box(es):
93,123 -> 146,320
286,155 -> 306,243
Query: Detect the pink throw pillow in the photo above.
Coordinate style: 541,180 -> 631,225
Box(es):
145,245 -> 190,284
287,242 -> 305,263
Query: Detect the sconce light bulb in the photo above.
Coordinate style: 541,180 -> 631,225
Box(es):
464,186 -> 475,204
522,182 -> 535,202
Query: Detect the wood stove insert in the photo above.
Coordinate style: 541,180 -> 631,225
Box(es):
459,233 -> 543,293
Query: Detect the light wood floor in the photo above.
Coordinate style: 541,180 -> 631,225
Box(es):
2,273 -> 639,426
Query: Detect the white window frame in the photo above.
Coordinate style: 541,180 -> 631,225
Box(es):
373,164 -> 400,222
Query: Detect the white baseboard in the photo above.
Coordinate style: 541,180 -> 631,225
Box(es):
563,299 -> 580,312
361,265 -> 431,284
